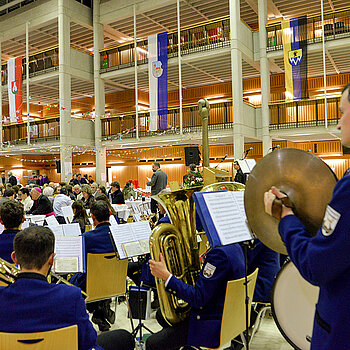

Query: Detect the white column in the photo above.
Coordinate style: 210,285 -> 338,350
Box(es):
26,21 -> 30,145
0,41 -> 2,148
134,4 -> 139,140
177,0 -> 183,135
321,0 -> 328,128
258,0 -> 272,155
58,0 -> 72,182
229,0 -> 245,160
93,0 -> 107,185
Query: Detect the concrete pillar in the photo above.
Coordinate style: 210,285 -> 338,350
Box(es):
58,0 -> 72,182
258,0 -> 272,155
229,0 -> 245,160
93,0 -> 107,185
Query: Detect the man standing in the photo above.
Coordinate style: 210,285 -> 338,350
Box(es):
263,84 -> 350,350
1,172 -> 7,185
147,162 -> 167,214
7,171 -> 17,186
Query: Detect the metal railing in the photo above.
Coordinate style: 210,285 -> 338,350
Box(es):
102,100 -> 234,139
100,17 -> 230,72
1,47 -> 59,85
269,96 -> 340,129
266,7 -> 350,51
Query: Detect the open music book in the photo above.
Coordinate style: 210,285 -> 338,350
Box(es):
237,159 -> 256,174
109,221 -> 152,259
53,235 -> 85,274
193,191 -> 253,247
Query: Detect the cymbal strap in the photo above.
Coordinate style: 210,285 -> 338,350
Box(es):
271,196 -> 295,220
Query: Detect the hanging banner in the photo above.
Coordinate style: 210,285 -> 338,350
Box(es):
148,32 -> 168,131
281,16 -> 308,101
7,56 -> 23,123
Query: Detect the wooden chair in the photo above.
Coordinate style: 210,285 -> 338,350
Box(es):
85,252 -> 128,302
0,325 -> 78,350
206,268 -> 259,350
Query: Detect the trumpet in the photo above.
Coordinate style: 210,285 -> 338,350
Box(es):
0,257 -> 88,297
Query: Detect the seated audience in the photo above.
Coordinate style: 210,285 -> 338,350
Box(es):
28,175 -> 37,185
73,184 -> 84,201
122,182 -> 136,200
88,175 -> 94,184
72,200 -> 90,233
66,184 -> 76,201
0,226 -> 134,350
53,187 -> 73,224
81,185 -> 95,209
73,173 -> 88,185
28,187 -> 54,216
0,200 -> 24,263
18,187 -> 33,213
91,182 -> 99,197
40,174 -> 49,186
108,181 -> 124,205
43,186 -> 55,204
70,201 -> 116,332
98,186 -> 107,196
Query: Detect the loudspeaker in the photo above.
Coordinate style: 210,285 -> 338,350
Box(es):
184,146 -> 200,166
56,160 -> 61,173
343,145 -> 350,155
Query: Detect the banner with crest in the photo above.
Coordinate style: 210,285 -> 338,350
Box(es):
148,32 -> 168,131
7,56 -> 23,123
281,16 -> 308,101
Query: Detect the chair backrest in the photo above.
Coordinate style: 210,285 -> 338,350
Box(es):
86,252 -> 128,302
0,325 -> 78,350
217,268 -> 259,348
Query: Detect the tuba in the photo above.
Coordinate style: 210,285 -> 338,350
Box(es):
150,187 -> 202,325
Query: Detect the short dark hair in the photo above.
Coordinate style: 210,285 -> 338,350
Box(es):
95,193 -> 117,216
110,181 -> 120,189
19,187 -> 30,196
90,201 -> 110,222
0,200 -> 24,229
3,188 -> 15,198
153,162 -> 160,168
342,83 -> 350,102
14,226 -> 55,270
60,186 -> 68,195
59,182 -> 66,187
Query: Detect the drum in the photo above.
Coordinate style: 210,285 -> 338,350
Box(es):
271,260 -> 320,350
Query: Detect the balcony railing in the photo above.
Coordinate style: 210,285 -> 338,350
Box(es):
100,17 -> 230,72
102,101 -> 235,139
266,7 -> 350,51
269,96 -> 340,129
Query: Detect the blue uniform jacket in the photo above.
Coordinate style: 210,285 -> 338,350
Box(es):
246,240 -> 280,303
0,273 -> 101,350
279,175 -> 350,350
0,229 -> 20,263
166,244 -> 245,348
70,222 -> 115,290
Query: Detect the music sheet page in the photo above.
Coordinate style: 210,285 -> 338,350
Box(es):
203,191 -> 252,245
54,236 -> 84,273
62,223 -> 81,237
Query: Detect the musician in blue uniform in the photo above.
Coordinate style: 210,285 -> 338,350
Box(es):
263,83 -> 350,350
146,244 -> 245,350
0,226 -> 100,350
0,199 -> 24,263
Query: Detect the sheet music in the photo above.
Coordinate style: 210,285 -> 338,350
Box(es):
46,215 -> 59,227
109,221 -> 152,259
54,236 -> 83,273
54,257 -> 79,274
123,241 -> 143,257
109,215 -> 119,228
133,213 -> 142,222
21,220 -> 30,230
238,159 -> 256,174
62,223 -> 81,237
203,191 -> 252,245
49,225 -> 64,237
62,206 -> 74,223
0,222 -> 4,234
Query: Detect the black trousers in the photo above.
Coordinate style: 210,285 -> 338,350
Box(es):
145,309 -> 191,350
150,198 -> 158,214
97,329 -> 135,350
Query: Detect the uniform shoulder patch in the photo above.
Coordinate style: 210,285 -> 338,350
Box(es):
203,262 -> 216,278
322,205 -> 341,237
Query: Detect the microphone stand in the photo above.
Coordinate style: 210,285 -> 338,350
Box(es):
214,155 -> 228,168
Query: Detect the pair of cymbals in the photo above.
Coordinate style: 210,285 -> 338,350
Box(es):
244,148 -> 337,255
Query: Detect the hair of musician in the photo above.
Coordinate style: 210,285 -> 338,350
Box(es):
90,200 -> 110,223
95,193 -> 117,216
14,226 -> 54,270
342,83 -> 350,102
0,200 -> 24,229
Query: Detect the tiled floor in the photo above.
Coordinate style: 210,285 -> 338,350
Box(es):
92,299 -> 293,350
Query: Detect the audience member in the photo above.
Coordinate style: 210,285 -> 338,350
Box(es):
98,185 -> 107,196
43,186 -> 55,204
7,171 -> 17,186
73,173 -> 88,186
28,175 -> 37,185
0,200 -> 24,262
91,182 -> 99,197
0,172 -> 6,185
122,182 -> 136,200
28,187 -> 54,216
108,181 -> 124,205
66,184 -> 76,201
18,187 -> 33,213
81,184 -> 95,209
40,174 -> 49,186
53,187 -> 73,224
88,175 -> 94,184
73,184 -> 83,201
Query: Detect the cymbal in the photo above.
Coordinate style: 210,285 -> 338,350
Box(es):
244,148 -> 338,254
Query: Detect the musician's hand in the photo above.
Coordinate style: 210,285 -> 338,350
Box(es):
264,186 -> 294,219
149,253 -> 171,281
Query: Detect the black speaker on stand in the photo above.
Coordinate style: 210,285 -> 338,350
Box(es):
56,160 -> 61,173
184,146 -> 200,166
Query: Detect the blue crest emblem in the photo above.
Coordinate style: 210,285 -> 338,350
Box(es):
288,49 -> 303,66
152,61 -> 163,78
